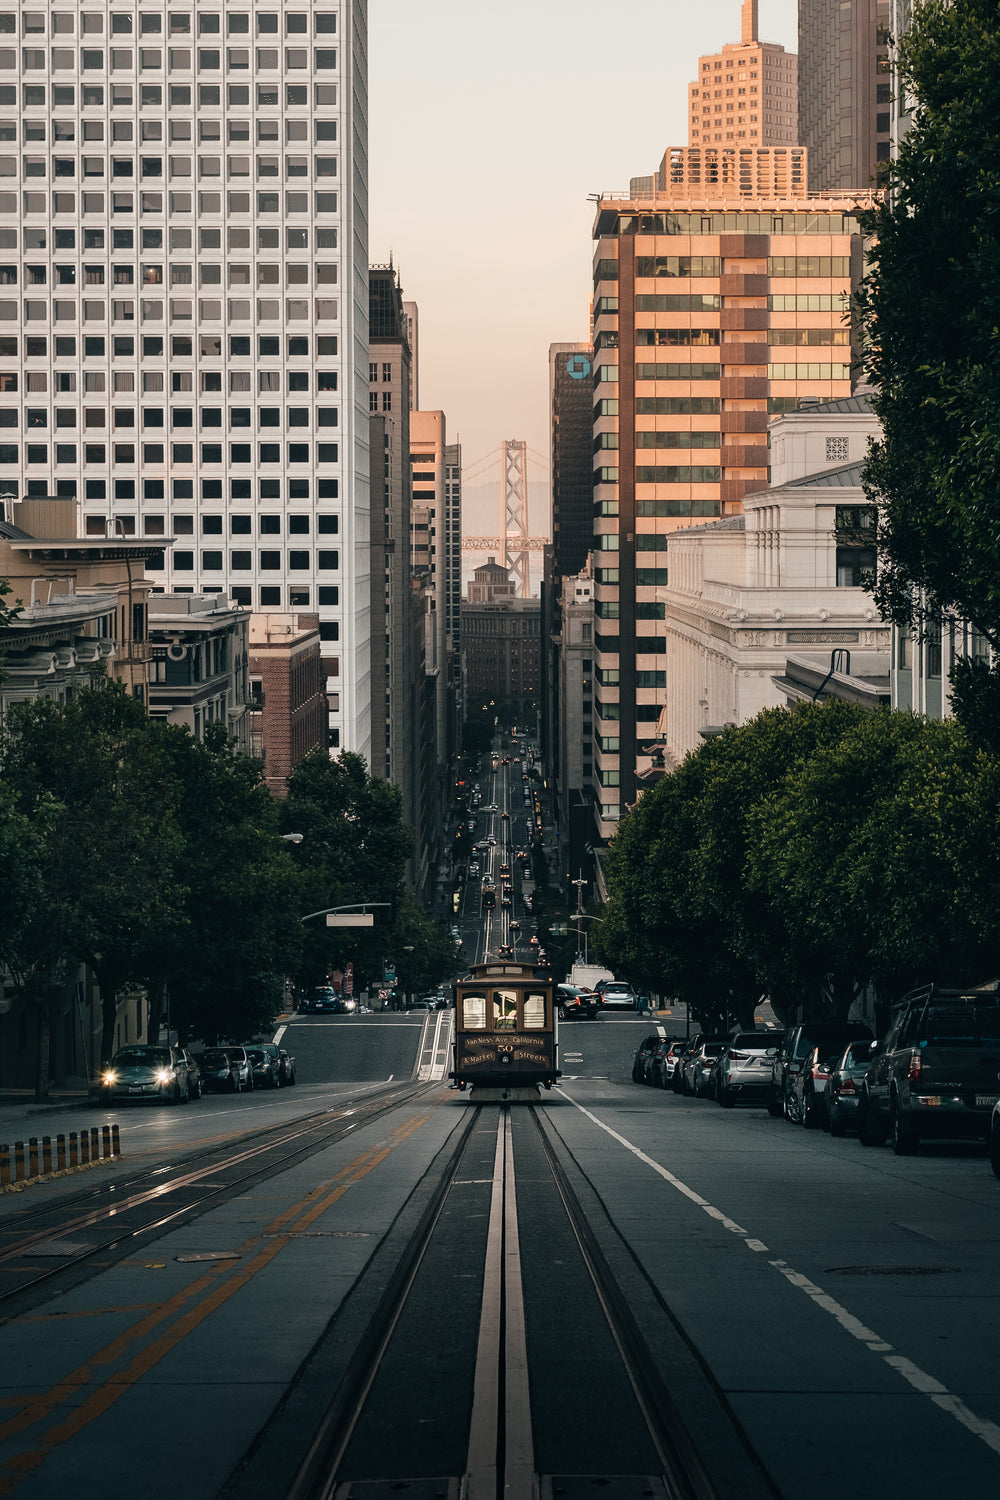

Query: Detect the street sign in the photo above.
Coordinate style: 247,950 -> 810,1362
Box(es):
377,988 -> 390,1001
326,913 -> 374,927
383,964 -> 396,984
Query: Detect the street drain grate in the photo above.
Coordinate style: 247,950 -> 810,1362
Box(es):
824,1265 -> 958,1276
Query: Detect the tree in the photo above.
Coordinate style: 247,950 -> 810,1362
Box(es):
282,749 -> 415,992
147,723 -> 305,1045
1,684 -> 188,1078
856,0 -> 1000,740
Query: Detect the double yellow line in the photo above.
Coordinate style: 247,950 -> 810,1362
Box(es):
0,1113 -> 430,1494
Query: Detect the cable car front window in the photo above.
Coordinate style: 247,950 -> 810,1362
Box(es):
523,992 -> 545,1030
493,989 -> 518,1030
463,993 -> 487,1030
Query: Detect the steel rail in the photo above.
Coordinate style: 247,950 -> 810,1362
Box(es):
283,1105 -> 483,1500
528,1108 -> 721,1500
0,1081 -> 435,1309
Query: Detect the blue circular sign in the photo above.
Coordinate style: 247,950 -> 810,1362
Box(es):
566,355 -> 591,380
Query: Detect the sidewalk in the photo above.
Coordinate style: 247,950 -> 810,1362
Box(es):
0,1090 -> 91,1137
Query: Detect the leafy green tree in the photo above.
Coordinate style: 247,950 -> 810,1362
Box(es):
282,749 -> 414,992
597,702 -> 876,1029
2,683 -> 187,1075
147,723 -> 305,1045
388,889 -> 462,1000
856,0 -> 1000,740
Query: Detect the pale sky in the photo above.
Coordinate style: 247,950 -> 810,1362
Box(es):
368,0 -> 798,538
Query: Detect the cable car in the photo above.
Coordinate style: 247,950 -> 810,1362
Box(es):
451,961 -> 558,1101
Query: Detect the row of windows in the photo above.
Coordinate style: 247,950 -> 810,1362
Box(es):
73,481 -> 339,504
4,82 -> 337,108
7,406 -> 340,427
3,46 -> 340,70
2,374 -> 337,396
2,189 -> 340,213
1,121 -> 336,143
229,584 -> 337,610
0,332 -> 336,358
0,296 -> 339,320
0,227 -> 337,250
1,154 -> 338,177
593,211 -> 859,239
1,264 -> 337,285
0,440 -> 341,462
768,363 -> 851,381
167,549 -> 340,570
2,16 -> 337,39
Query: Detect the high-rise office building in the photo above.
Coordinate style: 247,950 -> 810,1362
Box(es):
590,189 -> 869,837
798,0 -> 892,191
687,0 -> 798,149
0,0 -> 371,756
542,341 -> 594,874
368,266 -> 413,788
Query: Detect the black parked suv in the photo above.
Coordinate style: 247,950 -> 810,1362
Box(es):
768,1020 -> 874,1119
858,983 -> 1000,1155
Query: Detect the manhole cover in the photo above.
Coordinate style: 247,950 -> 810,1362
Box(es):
824,1265 -> 958,1276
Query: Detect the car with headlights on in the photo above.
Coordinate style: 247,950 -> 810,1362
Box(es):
198,1048 -> 240,1094
99,1044 -> 198,1105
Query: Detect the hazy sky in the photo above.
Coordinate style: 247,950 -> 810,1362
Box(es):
368,0 -> 797,535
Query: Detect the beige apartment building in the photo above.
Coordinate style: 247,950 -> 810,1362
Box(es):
687,0 -> 797,149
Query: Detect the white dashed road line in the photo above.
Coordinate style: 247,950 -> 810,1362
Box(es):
567,1094 -> 1000,1460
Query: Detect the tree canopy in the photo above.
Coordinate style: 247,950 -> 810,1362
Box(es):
856,0 -> 1000,738
1,686 -> 455,1088
595,702 -> 1000,1031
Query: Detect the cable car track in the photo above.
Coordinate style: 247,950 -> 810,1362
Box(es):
262,1103 -> 723,1500
0,1080 -> 435,1312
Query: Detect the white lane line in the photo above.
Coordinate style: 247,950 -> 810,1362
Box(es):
565,1092 -> 1000,1459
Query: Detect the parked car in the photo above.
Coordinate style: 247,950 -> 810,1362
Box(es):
99,1044 -> 198,1105
556,983 -> 602,1020
826,1039 -> 877,1136
858,984 -> 1000,1154
715,1031 -> 781,1107
300,987 -> 340,1014
225,1044 -> 254,1091
671,1036 -> 702,1093
246,1045 -> 281,1089
651,1038 -> 687,1089
198,1048 -> 240,1094
768,1021 -> 874,1119
632,1034 -> 665,1084
684,1040 -> 727,1097
785,1042 -> 846,1129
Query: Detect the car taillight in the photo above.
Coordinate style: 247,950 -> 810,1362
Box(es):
909,1053 -> 922,1082
729,1050 -> 750,1061
834,1078 -> 856,1095
811,1062 -> 830,1080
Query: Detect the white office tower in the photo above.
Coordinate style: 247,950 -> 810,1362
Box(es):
0,0 -> 371,757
